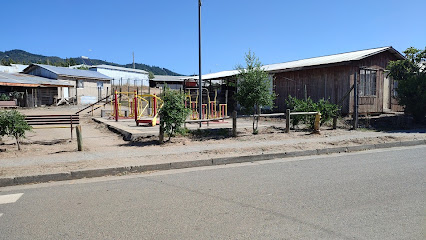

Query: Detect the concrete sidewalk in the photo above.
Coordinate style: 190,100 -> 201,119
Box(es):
1,126 -> 425,187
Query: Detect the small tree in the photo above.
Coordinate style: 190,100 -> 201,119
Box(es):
387,47 -> 426,123
159,88 -> 190,142
148,71 -> 155,81
235,50 -> 275,134
0,110 -> 32,150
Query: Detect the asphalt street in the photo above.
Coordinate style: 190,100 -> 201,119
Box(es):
0,146 -> 425,239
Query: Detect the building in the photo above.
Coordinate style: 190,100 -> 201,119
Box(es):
0,64 -> 29,73
191,46 -> 405,114
150,75 -> 186,90
23,64 -> 111,104
89,64 -> 149,87
0,71 -> 73,107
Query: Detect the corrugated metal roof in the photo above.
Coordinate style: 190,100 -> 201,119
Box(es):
0,72 -> 73,87
186,70 -> 240,81
27,64 -> 112,80
0,64 -> 29,73
190,46 -> 405,80
263,46 -> 404,72
91,64 -> 149,74
152,75 -> 186,82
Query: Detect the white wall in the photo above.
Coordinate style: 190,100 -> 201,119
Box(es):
92,68 -> 149,86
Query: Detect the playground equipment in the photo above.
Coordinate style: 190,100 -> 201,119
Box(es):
112,91 -> 163,126
185,88 -> 227,120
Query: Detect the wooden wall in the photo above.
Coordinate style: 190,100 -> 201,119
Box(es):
273,65 -> 353,114
273,51 -> 403,114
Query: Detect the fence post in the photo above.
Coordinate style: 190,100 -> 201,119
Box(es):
159,120 -> 164,144
286,109 -> 290,133
353,71 -> 359,129
76,125 -> 83,151
313,112 -> 321,134
232,110 -> 237,137
114,90 -> 119,122
333,116 -> 338,129
70,115 -> 73,139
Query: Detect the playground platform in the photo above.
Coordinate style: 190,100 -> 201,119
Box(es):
93,116 -> 277,141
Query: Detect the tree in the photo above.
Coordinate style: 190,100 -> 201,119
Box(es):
159,88 -> 190,142
235,50 -> 275,134
0,110 -> 32,150
148,71 -> 155,80
387,47 -> 426,123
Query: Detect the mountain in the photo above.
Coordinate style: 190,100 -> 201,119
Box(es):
0,49 -> 182,76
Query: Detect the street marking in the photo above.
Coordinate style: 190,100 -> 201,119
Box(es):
0,193 -> 24,205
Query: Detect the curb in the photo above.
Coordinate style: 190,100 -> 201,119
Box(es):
1,139 -> 425,188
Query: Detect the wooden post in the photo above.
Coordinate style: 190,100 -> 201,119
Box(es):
114,91 -> 118,122
159,120 -> 164,144
76,125 -> 83,151
134,91 -> 138,122
313,112 -> 321,134
353,71 -> 359,129
333,116 -> 338,129
70,115 -> 73,139
232,110 -> 237,137
286,109 -> 290,133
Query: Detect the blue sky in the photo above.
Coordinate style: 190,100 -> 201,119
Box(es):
1,0 -> 425,75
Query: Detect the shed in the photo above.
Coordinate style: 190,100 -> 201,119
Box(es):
151,75 -> 186,90
0,72 -> 73,107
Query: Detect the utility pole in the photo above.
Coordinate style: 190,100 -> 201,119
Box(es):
198,0 -> 203,127
133,52 -> 135,69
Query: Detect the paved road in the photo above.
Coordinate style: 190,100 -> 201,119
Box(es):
0,146 -> 425,239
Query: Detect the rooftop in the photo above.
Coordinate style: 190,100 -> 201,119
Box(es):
24,64 -> 112,80
190,46 -> 405,80
152,75 -> 186,82
0,72 -> 73,87
91,64 -> 149,74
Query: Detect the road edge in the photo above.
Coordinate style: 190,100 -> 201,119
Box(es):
1,139 -> 425,187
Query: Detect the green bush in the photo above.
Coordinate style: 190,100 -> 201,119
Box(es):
159,88 -> 190,141
286,96 -> 340,129
0,110 -> 32,150
0,93 -> 10,101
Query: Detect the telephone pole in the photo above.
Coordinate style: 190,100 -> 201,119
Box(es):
133,52 -> 135,69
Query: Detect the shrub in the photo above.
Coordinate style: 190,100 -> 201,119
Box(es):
0,110 -> 32,150
159,88 -> 190,142
286,96 -> 340,129
0,93 -> 10,101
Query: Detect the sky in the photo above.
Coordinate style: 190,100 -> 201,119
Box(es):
1,0 -> 425,75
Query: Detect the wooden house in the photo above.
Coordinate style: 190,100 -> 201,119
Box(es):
195,46 -> 405,115
265,46 -> 405,114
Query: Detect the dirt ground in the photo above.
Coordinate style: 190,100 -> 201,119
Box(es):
0,105 -> 425,177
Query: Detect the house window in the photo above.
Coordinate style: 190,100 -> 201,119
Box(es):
393,80 -> 398,97
77,80 -> 84,88
97,81 -> 104,88
359,69 -> 377,96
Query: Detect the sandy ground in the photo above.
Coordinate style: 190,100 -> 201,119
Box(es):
0,105 -> 425,178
